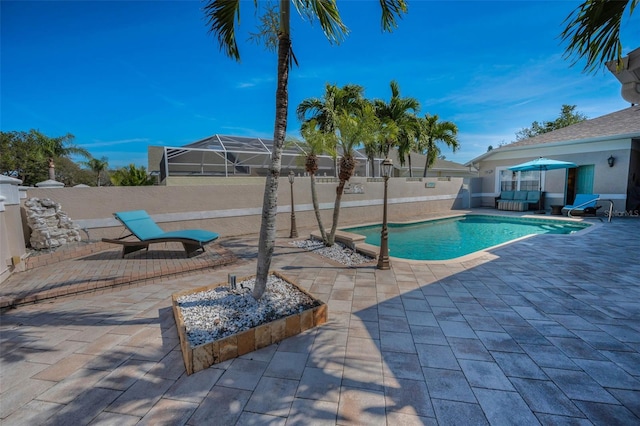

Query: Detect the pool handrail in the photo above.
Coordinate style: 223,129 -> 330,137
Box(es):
568,197 -> 614,222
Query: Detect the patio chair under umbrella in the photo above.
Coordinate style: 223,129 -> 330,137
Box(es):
508,157 -> 577,212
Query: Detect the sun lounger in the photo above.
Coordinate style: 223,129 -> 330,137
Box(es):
102,210 -> 219,258
562,194 -> 600,217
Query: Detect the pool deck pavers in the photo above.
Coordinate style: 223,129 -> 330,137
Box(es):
1,213 -> 639,425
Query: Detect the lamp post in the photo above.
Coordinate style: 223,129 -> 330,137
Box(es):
288,171 -> 298,238
377,158 -> 393,270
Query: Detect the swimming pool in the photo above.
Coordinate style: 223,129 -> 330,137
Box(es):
344,214 -> 590,261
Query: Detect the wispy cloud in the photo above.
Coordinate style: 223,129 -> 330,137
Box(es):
105,152 -> 150,169
235,76 -> 275,89
220,125 -> 272,138
82,138 -> 150,148
155,93 -> 186,108
195,114 -> 218,122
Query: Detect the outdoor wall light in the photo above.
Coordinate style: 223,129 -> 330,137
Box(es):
607,155 -> 615,167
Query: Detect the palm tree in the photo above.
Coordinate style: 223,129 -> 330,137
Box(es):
561,0 -> 638,73
204,0 -> 408,299
328,101 -> 379,245
417,114 -> 459,177
31,130 -> 91,180
362,133 -> 383,177
374,81 -> 420,170
397,116 -> 420,177
298,121 -> 336,244
110,164 -> 155,186
82,156 -> 109,186
298,84 -> 374,245
297,83 -> 365,133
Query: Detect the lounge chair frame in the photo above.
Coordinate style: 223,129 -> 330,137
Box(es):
102,210 -> 219,258
102,234 -> 208,258
562,194 -> 600,217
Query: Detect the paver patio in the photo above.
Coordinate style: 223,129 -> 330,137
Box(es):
1,213 -> 639,425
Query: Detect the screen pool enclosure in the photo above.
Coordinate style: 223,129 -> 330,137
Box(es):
157,135 -> 390,180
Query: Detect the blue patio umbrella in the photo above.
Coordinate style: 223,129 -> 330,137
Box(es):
508,157 -> 577,212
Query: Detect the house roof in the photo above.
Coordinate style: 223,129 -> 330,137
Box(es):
508,105 -> 640,147
357,148 -> 473,173
466,105 -> 640,165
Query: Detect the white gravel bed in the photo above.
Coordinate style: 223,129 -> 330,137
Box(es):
177,274 -> 319,347
291,239 -> 374,266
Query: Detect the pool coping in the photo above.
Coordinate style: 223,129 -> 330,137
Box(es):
337,210 -> 602,265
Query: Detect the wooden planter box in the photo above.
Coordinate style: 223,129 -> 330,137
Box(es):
172,271 -> 327,375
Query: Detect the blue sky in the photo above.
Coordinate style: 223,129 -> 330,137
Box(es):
1,1 -> 638,169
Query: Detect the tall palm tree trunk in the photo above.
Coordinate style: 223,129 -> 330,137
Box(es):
310,173 -> 328,243
328,180 -> 346,246
423,148 -> 430,177
254,1 -> 290,299
408,154 -> 413,177
328,156 -> 355,246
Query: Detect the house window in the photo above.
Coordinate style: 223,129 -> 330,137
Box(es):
499,169 -> 540,191
519,170 -> 540,191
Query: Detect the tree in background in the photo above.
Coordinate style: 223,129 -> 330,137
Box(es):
110,164 -> 155,186
416,114 -> 459,178
561,0 -> 638,73
515,105 -> 587,141
204,0 -> 407,299
0,130 -> 90,186
82,157 -> 110,187
53,157 -> 96,187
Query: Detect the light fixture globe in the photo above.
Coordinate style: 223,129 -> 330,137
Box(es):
382,158 -> 393,178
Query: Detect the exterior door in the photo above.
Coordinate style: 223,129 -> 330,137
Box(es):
576,165 -> 595,194
567,165 -> 595,203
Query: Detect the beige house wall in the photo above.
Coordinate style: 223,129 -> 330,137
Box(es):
471,137 -> 632,211
1,177 -> 27,285
23,177 -> 468,242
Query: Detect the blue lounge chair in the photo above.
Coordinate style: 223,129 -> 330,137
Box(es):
562,194 -> 600,217
102,210 -> 219,258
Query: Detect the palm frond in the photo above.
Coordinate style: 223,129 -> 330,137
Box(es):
378,0 -> 408,31
204,0 -> 242,61
560,0 -> 636,73
294,0 -> 349,44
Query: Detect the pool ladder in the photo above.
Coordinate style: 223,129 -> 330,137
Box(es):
567,198 -> 614,222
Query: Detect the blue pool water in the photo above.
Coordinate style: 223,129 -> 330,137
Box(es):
344,215 -> 590,261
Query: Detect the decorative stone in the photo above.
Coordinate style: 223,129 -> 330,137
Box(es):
172,271 -> 327,375
23,198 -> 82,250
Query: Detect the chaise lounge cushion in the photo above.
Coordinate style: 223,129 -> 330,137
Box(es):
114,210 -> 218,243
